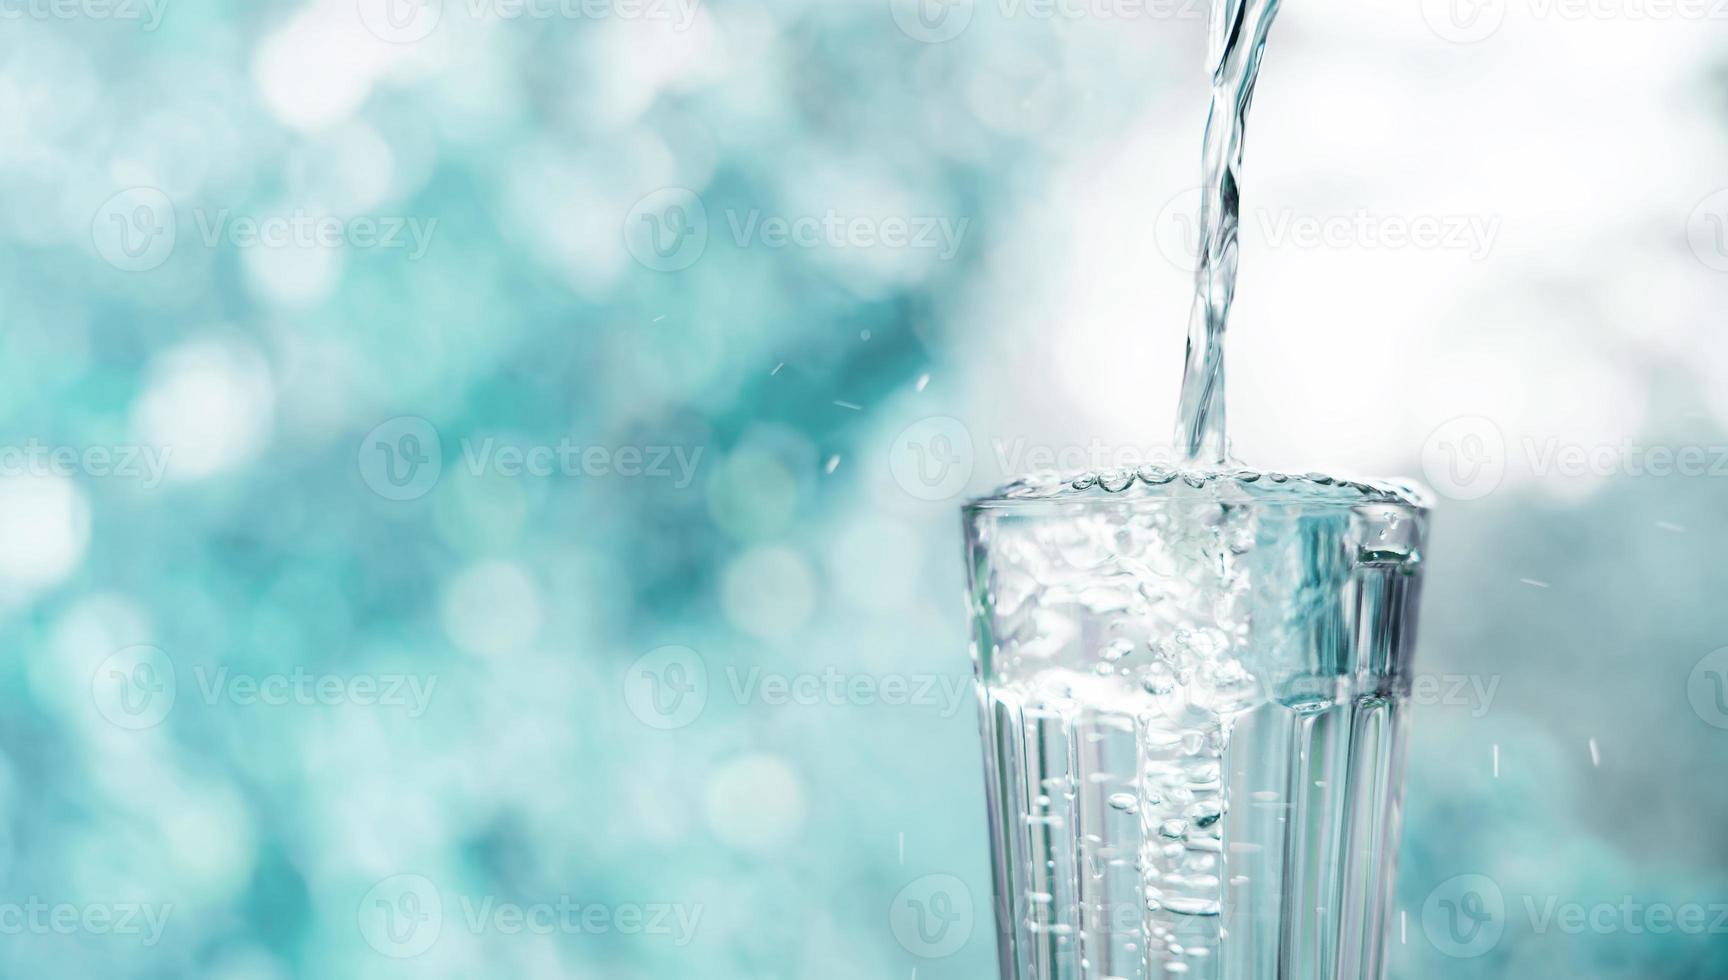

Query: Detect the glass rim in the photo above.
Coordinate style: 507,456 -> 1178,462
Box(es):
963,468 -> 1433,515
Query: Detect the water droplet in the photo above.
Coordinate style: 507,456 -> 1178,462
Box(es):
1108,793 -> 1139,813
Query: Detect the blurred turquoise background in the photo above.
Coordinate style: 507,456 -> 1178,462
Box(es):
3,0 -> 1727,977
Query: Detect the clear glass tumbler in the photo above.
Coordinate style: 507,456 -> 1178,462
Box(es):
964,467 -> 1429,980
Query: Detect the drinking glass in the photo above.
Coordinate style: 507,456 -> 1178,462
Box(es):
964,467 -> 1429,980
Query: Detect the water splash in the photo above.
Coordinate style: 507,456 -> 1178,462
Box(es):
1173,0 -> 1285,465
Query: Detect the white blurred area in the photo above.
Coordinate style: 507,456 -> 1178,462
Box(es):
950,0 -> 1727,498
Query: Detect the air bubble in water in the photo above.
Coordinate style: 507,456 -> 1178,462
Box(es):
1164,896 -> 1222,917
1186,800 -> 1223,828
1100,469 -> 1135,493
1141,663 -> 1177,696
